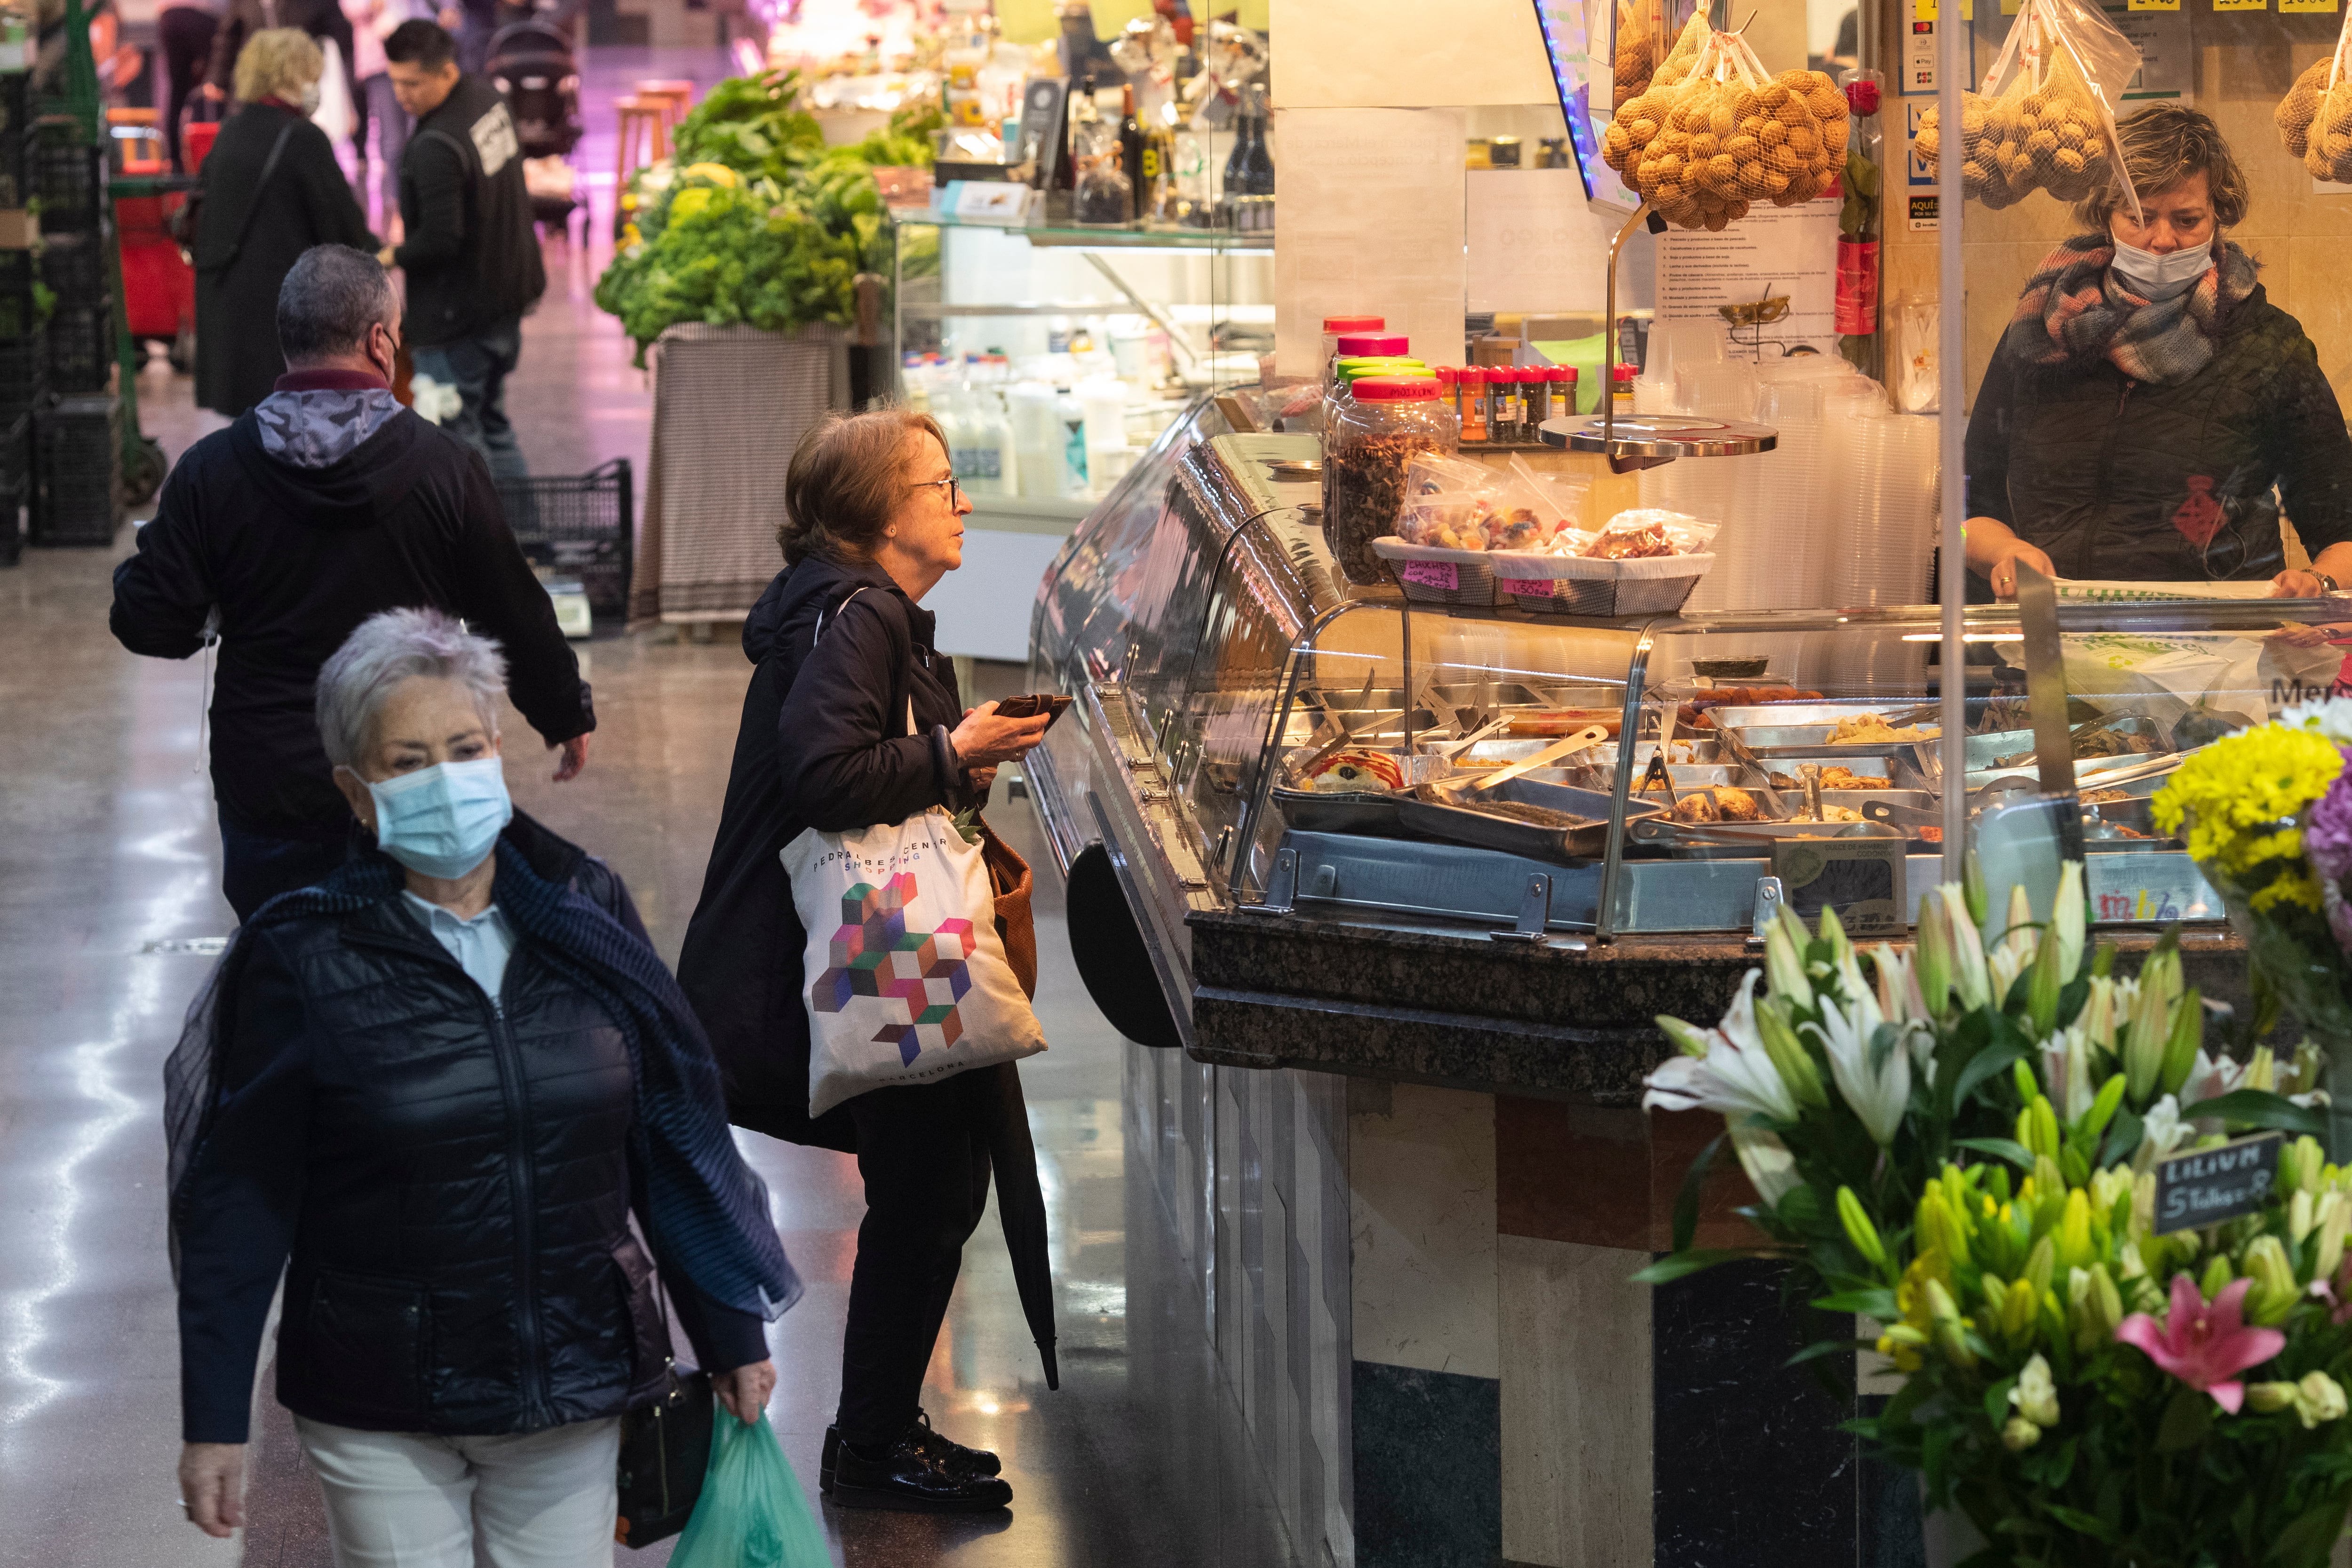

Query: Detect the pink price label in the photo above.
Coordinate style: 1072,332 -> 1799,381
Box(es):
1498,578 -> 1557,597
1400,560 -> 1460,590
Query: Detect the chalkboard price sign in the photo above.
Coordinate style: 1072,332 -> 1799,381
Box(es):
2153,1133 -> 2284,1235
1770,837 -> 1907,935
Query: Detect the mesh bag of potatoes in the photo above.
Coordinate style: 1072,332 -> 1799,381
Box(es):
1613,0 -> 1662,109
1915,0 -> 2144,220
2275,22 -> 2352,183
1603,19 -> 1850,232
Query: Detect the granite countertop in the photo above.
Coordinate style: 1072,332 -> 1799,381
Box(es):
1185,907 -> 2252,1103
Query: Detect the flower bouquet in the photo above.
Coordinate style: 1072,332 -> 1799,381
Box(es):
1642,866 -> 2346,1566
2153,704 -> 2352,1069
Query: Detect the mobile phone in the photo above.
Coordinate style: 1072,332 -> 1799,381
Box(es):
995,693 -> 1073,727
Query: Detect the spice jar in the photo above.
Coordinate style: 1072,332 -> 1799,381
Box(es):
1484,367 -> 1518,445
1457,366 -> 1486,442
1330,332 -> 1410,398
1612,363 -> 1637,416
1554,365 -> 1580,419
1325,375 -> 1459,586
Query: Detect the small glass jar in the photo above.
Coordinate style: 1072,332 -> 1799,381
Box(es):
1483,368 -> 1517,445
1457,366 -> 1487,443
1325,375 -> 1459,586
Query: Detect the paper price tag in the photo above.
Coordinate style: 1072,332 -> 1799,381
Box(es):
1497,578 -> 1557,597
2129,0 -> 2179,12
2282,0 -> 2338,13
1399,560 -> 1461,590
2212,0 -> 2267,11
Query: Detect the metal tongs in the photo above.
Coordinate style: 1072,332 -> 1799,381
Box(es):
1709,719 -> 1792,820
1437,724 -> 1610,801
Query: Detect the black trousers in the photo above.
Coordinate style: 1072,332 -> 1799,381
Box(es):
158,6 -> 217,170
836,1069 -> 994,1445
219,821 -> 348,924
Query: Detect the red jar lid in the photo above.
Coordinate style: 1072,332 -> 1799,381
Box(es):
1457,366 -> 1486,385
1335,334 -> 1410,355
1322,315 -> 1386,333
1612,364 -> 1638,382
1555,366 -> 1578,382
1351,376 -> 1441,401
1434,366 -> 1457,385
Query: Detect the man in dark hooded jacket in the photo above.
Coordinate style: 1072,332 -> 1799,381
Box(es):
109,244 -> 594,922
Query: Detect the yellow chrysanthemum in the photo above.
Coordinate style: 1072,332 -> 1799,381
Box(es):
2153,725 -> 2344,883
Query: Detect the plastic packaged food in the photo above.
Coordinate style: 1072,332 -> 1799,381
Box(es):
1325,376 -> 1460,585
2278,16 -> 2352,182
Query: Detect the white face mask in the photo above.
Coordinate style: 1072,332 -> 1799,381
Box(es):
2111,236 -> 2212,300
299,80 -> 322,115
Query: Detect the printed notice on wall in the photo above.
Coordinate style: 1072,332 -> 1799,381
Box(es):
1654,196 -> 1842,358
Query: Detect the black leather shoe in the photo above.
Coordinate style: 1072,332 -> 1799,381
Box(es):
821,1412 -> 1002,1493
908,1409 -> 1001,1477
828,1432 -> 1013,1513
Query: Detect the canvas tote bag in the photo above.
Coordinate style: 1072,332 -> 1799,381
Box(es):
781,589 -> 1046,1116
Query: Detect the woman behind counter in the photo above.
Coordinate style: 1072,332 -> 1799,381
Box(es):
1964,104 -> 2352,600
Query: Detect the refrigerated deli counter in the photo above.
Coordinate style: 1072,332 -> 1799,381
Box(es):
1021,392 -> 2339,1100
1015,391 -> 2352,1568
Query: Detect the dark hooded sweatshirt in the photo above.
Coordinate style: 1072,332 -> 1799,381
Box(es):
110,372 -> 594,840
676,555 -> 975,1150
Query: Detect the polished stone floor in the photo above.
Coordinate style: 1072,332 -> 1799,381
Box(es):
0,50 -> 1295,1567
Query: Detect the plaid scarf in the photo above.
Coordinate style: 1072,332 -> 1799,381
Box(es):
2004,234 -> 2259,387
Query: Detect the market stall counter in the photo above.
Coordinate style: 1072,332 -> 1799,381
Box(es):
1019,388 -> 2344,1568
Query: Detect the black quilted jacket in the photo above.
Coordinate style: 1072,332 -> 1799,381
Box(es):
1964,281 -> 2352,587
175,814 -> 766,1443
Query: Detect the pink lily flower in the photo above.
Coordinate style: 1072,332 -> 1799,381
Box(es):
2114,1275 -> 2286,1413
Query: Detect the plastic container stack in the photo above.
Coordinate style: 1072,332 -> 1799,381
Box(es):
1821,411 -> 1939,607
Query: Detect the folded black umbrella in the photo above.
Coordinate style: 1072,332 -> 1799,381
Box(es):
980,1062 -> 1059,1390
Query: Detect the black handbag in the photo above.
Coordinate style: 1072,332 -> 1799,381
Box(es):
613,1282 -> 715,1550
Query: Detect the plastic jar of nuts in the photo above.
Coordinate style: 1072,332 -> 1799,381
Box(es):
1323,375 -> 1461,587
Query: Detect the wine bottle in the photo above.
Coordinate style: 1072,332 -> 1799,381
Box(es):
1120,84 -> 1146,222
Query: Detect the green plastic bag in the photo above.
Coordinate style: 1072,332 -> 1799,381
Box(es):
667,1412 -> 831,1568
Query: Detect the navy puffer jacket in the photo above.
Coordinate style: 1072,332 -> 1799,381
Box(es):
175,813 -> 765,1443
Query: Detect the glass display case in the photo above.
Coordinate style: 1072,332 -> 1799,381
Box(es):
1026,400 -> 2352,1032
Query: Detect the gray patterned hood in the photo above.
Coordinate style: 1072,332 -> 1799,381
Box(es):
251,388 -> 406,469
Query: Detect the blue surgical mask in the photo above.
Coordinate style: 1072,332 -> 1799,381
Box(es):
364,757 -> 512,880
2111,237 -> 2212,301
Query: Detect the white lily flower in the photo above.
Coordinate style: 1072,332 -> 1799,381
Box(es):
1805,984 -> 1911,1146
1870,945 -> 1938,1072
2010,1353 -> 2061,1427
1641,971 -> 1801,1122
1730,1123 -> 1802,1208
1937,884 -> 1991,1010
2051,862 -> 2086,979
2039,1024 -> 2096,1122
2134,1094 -> 2191,1172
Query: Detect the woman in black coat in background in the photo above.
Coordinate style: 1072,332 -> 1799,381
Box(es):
193,27 -> 374,416
678,409 -> 1050,1515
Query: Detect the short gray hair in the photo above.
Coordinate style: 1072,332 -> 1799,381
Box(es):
278,246 -> 398,366
316,609 -> 507,768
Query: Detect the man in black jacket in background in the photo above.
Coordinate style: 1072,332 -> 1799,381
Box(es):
111,244 -> 593,922
379,19 -> 545,480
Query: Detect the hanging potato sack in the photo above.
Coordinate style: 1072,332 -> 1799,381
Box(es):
2276,11 -> 2352,183
1603,15 -> 1848,232
1915,0 -> 2145,219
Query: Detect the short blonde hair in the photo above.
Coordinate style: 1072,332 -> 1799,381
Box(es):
234,28 -> 323,106
2075,103 -> 2250,233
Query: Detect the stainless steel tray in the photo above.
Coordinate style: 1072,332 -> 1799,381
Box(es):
1628,817 -> 1907,860
1401,779 -> 1667,863
1272,787 -> 1407,836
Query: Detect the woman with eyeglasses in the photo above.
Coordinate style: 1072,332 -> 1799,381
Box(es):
676,408 -> 1050,1512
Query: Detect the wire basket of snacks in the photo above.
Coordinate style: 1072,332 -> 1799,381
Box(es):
1490,508 -> 1716,617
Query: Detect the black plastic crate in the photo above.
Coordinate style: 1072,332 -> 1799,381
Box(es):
0,335 -> 45,428
29,392 -> 119,546
0,74 -> 30,210
496,458 -> 634,621
0,408 -> 27,486
46,297 -> 114,393
40,230 -> 111,310
0,247 -> 39,341
0,464 -> 22,567
34,128 -> 103,235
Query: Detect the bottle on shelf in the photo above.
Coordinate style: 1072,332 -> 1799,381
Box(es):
1073,87 -> 1133,224
1219,81 -> 1274,232
1611,363 -> 1637,417
1120,84 -> 1147,223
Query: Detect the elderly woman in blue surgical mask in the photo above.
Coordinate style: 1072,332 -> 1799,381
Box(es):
166,607 -> 797,1567
1964,103 -> 2352,601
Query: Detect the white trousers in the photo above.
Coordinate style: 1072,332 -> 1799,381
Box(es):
293,1415 -> 621,1568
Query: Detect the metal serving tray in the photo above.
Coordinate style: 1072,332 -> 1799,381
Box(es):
1272,787 -> 1407,836
1400,779 -> 1668,864
1628,817 -> 1908,860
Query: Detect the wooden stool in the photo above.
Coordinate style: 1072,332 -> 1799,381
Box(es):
615,95 -> 667,184
635,79 -> 696,140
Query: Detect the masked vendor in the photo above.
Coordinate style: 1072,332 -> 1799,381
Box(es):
1964,105 -> 2352,600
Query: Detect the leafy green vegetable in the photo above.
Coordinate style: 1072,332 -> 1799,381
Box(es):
594,71 -> 941,361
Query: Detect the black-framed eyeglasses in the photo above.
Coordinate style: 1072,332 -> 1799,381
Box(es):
911,475 -> 961,509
